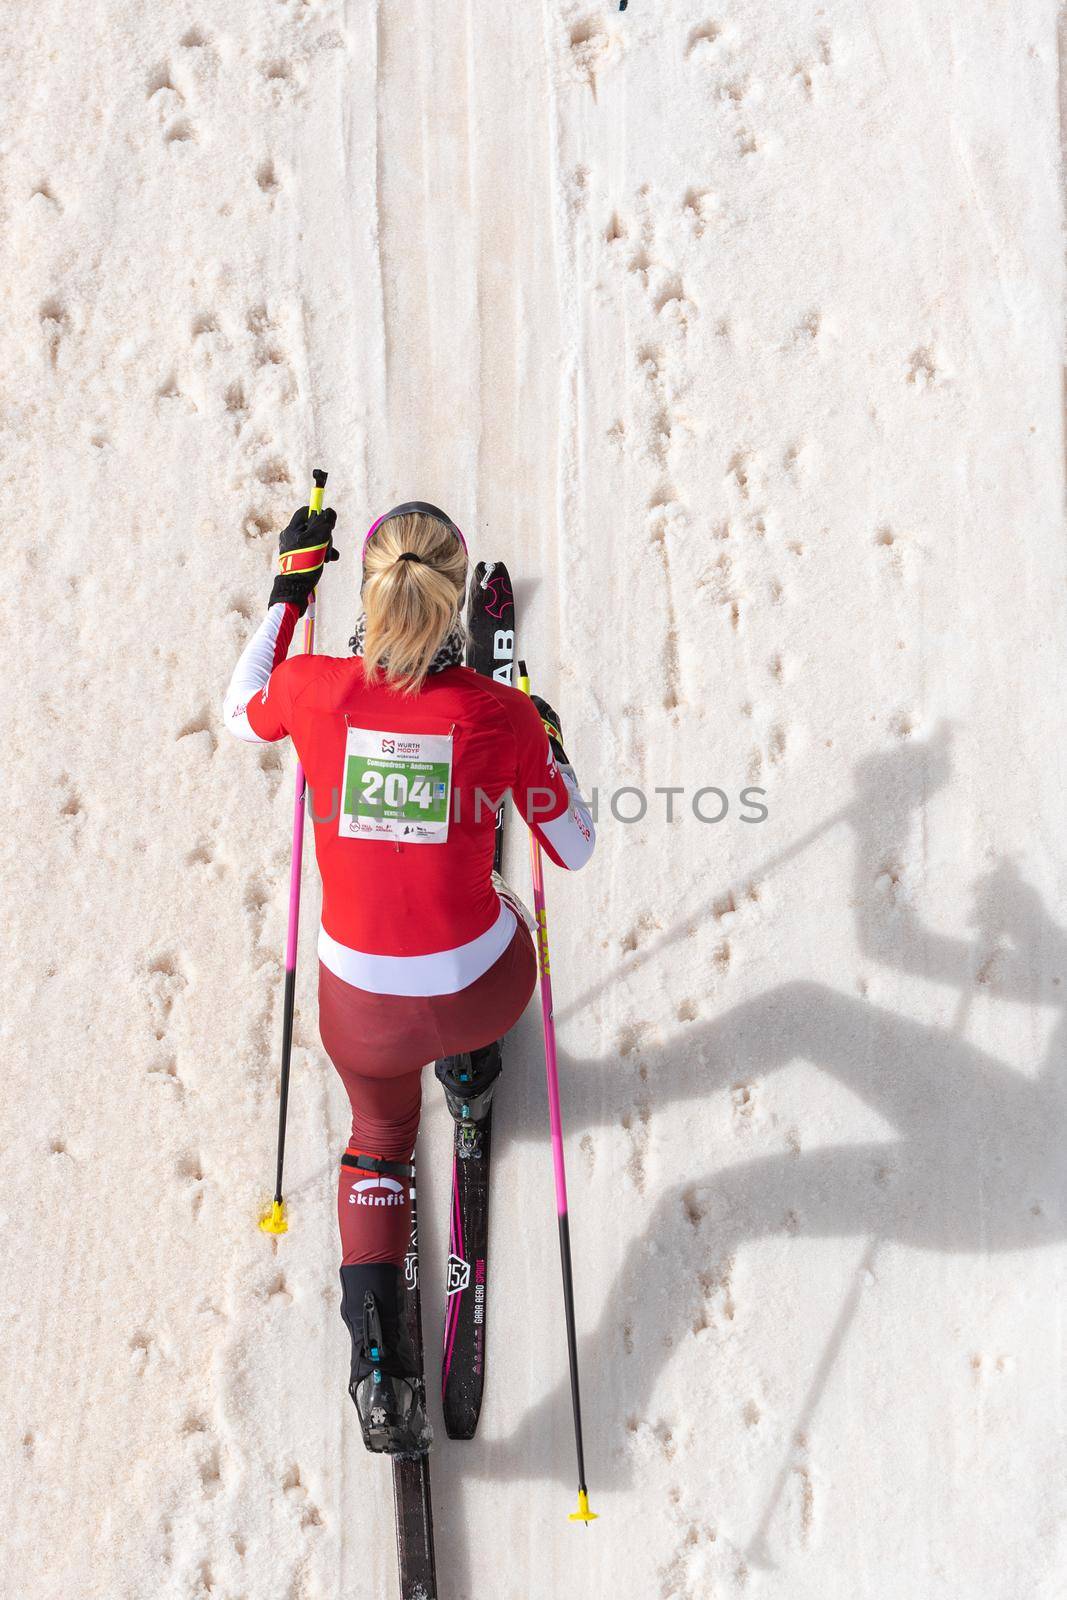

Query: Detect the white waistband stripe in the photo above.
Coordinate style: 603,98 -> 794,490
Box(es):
318,899 -> 518,997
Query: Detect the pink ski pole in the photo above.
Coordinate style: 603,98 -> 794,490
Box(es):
260,467 -> 328,1235
518,661 -> 598,1524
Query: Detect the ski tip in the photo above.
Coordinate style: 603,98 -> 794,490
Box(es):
569,1489 -> 598,1524
259,1198 -> 289,1235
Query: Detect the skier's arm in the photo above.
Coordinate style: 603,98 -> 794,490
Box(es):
223,500 -> 339,743
512,691 -> 595,870
222,602 -> 301,742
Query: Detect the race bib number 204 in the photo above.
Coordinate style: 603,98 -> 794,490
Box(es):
340,726 -> 453,844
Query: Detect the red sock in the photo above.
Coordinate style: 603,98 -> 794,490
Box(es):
338,1145 -> 413,1267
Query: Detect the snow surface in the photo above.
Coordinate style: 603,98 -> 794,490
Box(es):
2,2 -> 1067,1597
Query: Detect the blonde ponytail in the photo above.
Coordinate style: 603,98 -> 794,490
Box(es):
360,512 -> 468,693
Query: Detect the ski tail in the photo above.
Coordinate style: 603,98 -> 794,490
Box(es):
441,1111 -> 492,1439
393,1173 -> 438,1596
442,1158 -> 465,1389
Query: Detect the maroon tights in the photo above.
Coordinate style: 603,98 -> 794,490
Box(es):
317,922 -> 537,1266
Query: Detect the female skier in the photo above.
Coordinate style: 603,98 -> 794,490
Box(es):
223,498 -> 595,1455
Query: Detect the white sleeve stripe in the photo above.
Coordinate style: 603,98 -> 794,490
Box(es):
540,766 -> 595,869
222,603 -> 288,744
224,703 -> 266,744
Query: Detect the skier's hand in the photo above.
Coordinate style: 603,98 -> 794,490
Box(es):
531,693 -> 569,767
268,505 -> 339,614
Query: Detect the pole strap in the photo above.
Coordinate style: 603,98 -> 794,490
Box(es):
340,1151 -> 416,1181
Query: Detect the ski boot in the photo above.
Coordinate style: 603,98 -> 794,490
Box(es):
340,1260 -> 431,1458
435,1040 -> 502,1158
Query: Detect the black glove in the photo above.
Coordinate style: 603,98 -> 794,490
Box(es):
531,693 -> 570,767
267,505 -> 339,614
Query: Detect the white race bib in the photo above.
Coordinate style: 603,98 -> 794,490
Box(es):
340,726 -> 453,844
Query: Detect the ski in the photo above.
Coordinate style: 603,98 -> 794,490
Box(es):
392,1171 -> 438,1599
440,561 -> 516,1439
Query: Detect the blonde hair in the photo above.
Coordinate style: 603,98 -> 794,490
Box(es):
361,512 -> 468,693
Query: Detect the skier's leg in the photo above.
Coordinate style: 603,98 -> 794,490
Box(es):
432,914 -> 537,1127
335,1064 -> 422,1266
330,1067 -> 427,1453
317,962 -> 436,1454
319,959 -> 434,1261
337,1156 -> 431,1458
